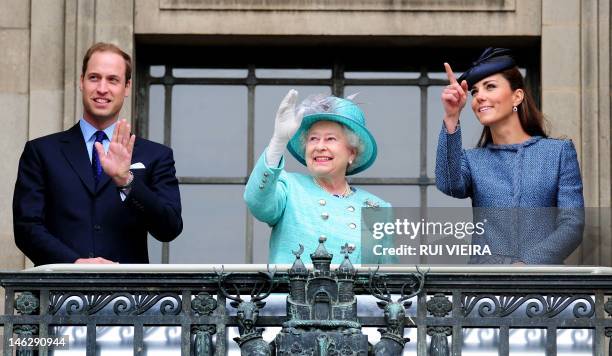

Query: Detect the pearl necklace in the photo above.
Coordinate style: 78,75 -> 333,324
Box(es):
313,177 -> 354,198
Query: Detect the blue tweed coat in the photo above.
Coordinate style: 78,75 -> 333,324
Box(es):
435,125 -> 584,264
245,152 -> 394,264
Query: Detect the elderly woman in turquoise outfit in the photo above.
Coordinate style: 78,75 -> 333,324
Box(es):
245,90 -> 394,264
436,48 -> 584,264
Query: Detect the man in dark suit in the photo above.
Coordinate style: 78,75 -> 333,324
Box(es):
13,42 -> 183,265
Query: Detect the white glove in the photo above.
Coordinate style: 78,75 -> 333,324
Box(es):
265,89 -> 304,167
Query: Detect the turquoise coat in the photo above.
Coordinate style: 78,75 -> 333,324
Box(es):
245,152 -> 394,264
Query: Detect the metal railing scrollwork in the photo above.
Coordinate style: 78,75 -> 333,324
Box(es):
2,245 -> 612,355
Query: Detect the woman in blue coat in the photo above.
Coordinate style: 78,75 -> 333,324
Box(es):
436,48 -> 584,264
245,90 -> 394,264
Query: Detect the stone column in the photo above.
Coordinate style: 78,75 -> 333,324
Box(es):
29,0 -> 65,139
542,0 -> 612,265
64,0 -> 134,129
93,0 -> 134,122
0,0 -> 31,278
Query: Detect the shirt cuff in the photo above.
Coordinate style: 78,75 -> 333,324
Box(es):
442,120 -> 461,135
119,188 -> 132,201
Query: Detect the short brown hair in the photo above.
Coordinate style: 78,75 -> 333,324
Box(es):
81,42 -> 132,84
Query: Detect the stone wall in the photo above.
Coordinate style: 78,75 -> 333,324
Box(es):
0,0 -> 609,277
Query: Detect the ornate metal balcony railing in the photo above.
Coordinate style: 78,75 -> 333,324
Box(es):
1,243 -> 612,355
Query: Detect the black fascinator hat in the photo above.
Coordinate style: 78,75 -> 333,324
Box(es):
458,48 -> 516,89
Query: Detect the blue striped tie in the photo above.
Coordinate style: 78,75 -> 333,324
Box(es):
91,131 -> 107,186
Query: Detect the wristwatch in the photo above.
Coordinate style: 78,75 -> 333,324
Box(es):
117,170 -> 134,190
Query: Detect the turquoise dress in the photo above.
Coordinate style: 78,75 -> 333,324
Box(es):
244,152 -> 395,264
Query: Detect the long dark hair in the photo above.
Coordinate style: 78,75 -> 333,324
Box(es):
476,67 -> 548,147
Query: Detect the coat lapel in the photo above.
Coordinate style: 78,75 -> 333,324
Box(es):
60,124 -> 95,195
60,124 -> 142,195
96,168 -> 112,193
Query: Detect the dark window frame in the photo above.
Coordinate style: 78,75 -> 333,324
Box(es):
134,39 -> 541,263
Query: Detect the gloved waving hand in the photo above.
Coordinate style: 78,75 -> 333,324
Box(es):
266,89 -> 305,167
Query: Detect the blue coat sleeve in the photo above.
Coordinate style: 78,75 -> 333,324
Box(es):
244,151 -> 288,226
556,140 -> 584,208
435,123 -> 472,199
126,147 -> 183,242
13,141 -> 81,264
521,140 -> 585,264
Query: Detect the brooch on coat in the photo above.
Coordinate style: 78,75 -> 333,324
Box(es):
363,199 -> 380,209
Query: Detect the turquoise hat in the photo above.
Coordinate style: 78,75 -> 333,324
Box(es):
287,95 -> 378,175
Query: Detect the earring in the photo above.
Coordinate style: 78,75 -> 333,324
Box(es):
348,160 -> 353,165
512,106 -> 518,112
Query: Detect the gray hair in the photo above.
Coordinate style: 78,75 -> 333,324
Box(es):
299,122 -> 364,171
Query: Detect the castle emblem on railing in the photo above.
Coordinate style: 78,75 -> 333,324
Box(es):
217,237 -> 426,356
275,236 -> 365,355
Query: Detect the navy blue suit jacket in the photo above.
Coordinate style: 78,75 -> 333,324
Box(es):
13,123 -> 183,265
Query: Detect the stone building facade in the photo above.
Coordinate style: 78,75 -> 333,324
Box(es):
0,0 -> 610,280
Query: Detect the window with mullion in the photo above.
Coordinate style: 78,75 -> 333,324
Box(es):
137,44 -> 538,264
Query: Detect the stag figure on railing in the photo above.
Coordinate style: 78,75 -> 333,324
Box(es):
216,266 -> 276,356
367,266 -> 426,356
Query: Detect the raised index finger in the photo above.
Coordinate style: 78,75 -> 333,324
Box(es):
444,62 -> 458,84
